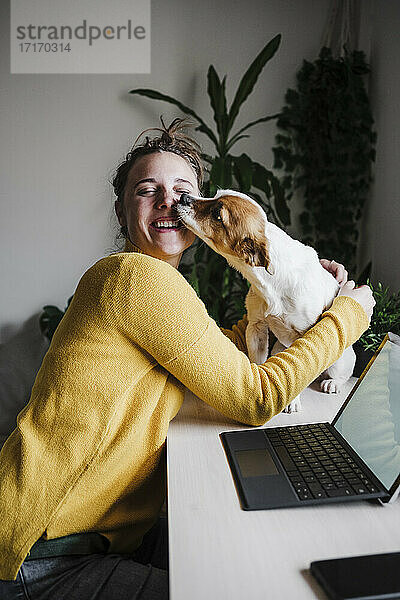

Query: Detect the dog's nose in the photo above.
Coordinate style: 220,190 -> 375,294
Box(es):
179,193 -> 193,206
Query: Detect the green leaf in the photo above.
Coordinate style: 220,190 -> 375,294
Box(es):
207,67 -> 228,144
225,135 -> 250,152
226,114 -> 281,151
210,156 -> 232,189
222,267 -> 231,298
188,262 -> 200,295
232,154 -> 253,192
129,88 -> 219,149
252,161 -> 290,226
250,191 -> 269,210
228,34 -> 281,131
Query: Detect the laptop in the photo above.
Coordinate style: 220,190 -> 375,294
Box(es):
220,332 -> 400,510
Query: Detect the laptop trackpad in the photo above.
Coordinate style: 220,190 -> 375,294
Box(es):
225,431 -> 297,509
235,448 -> 279,478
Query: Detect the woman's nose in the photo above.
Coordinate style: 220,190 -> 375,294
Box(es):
155,189 -> 177,208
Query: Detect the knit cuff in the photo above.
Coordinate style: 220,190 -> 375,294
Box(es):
323,295 -> 370,347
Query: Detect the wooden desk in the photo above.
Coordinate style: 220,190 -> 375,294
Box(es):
167,380 -> 400,600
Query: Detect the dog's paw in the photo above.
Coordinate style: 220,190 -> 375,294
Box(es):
320,379 -> 341,394
283,397 -> 302,413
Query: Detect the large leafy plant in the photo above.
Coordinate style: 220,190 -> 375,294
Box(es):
273,46 -> 376,276
129,34 -> 289,328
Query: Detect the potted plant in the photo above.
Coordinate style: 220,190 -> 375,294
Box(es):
272,46 -> 376,276
353,281 -> 400,377
128,34 -> 289,328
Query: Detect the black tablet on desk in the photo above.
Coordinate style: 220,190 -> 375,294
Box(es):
220,332 -> 400,510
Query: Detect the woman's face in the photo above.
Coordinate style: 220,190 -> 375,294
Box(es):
115,152 -> 198,267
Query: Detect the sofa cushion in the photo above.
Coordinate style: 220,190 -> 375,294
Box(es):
0,314 -> 49,448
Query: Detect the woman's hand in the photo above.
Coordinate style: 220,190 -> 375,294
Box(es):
320,258 -> 348,287
338,280 -> 375,321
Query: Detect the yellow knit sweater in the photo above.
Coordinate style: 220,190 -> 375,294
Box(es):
0,243 -> 369,580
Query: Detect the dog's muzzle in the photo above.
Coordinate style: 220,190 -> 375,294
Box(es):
179,193 -> 194,206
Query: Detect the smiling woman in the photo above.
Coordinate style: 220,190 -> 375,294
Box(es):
113,118 -> 204,267
115,152 -> 198,267
0,118 -> 373,600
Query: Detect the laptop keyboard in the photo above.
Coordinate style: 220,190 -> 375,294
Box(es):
265,423 -> 380,501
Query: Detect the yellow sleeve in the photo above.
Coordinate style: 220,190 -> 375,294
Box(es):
220,314 -> 248,353
112,254 -> 370,426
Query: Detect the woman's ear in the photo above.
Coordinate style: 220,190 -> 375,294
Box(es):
115,200 -> 126,228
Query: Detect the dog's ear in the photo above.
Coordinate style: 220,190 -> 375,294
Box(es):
236,236 -> 274,274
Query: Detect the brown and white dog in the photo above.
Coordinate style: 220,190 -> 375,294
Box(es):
176,189 -> 355,413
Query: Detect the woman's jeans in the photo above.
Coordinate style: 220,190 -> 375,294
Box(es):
0,517 -> 169,599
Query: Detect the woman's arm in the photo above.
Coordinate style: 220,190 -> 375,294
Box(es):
109,254 -> 370,427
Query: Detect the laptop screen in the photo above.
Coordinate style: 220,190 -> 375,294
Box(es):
334,335 -> 400,491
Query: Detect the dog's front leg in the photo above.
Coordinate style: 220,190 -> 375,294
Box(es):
319,345 -> 356,393
246,320 -> 270,364
245,287 -> 270,364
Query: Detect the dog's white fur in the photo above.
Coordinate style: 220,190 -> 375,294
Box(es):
177,189 -> 355,413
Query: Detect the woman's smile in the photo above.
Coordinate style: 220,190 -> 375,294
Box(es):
150,217 -> 184,232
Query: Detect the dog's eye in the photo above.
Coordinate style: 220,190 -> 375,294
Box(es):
212,204 -> 222,221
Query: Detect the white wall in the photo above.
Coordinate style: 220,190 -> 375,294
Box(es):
1,0 -> 397,342
366,0 -> 400,291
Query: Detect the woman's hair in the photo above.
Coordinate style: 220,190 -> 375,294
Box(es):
112,117 -> 204,208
